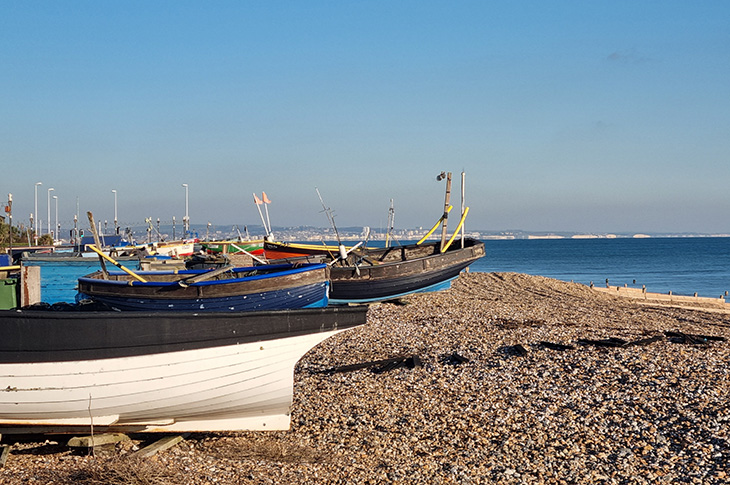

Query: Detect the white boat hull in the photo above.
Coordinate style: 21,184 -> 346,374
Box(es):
0,328 -> 343,432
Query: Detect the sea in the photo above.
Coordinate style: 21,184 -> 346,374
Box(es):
25,236 -> 730,304
312,236 -> 730,299
468,237 -> 730,299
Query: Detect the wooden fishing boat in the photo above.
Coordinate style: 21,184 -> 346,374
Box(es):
263,240 -> 365,260
262,238 -> 485,304
0,305 -> 367,433
145,238 -> 198,258
77,263 -> 330,311
262,171 -> 483,303
326,238 -> 485,304
202,239 -> 265,256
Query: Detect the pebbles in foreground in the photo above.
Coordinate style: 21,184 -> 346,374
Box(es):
2,272 -> 729,484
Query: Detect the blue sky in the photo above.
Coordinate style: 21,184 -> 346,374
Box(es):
2,1 -> 729,235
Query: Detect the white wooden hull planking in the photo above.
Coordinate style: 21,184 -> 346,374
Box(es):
151,241 -> 196,258
0,329 -> 343,432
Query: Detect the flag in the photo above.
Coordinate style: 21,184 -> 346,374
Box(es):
262,192 -> 272,204
253,193 -> 263,205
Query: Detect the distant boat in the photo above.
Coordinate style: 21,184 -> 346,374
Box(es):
141,238 -> 198,258
263,241 -> 369,260
77,263 -> 330,311
202,239 -> 265,256
0,305 -> 367,433
263,238 -> 486,304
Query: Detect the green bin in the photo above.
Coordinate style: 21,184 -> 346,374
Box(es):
0,278 -> 19,310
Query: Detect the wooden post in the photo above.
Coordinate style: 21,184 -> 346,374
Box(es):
20,265 -> 41,307
0,444 -> 10,468
439,172 -> 452,252
67,432 -> 129,449
132,434 -> 188,458
460,171 -> 465,248
87,212 -> 108,279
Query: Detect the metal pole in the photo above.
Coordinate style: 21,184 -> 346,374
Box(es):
34,182 -> 41,245
182,184 -> 189,234
7,193 -> 12,257
460,171 -> 465,248
47,187 -> 54,235
439,172 -> 452,252
53,195 -> 58,242
112,189 -> 118,234
53,195 -> 61,239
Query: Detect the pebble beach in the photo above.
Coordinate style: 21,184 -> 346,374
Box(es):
2,272 -> 729,484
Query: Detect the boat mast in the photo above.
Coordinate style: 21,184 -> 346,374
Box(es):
316,188 -> 347,260
438,172 -> 452,252
460,171 -> 465,248
385,198 -> 395,248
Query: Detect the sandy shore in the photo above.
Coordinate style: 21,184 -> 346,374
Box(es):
2,272 -> 729,484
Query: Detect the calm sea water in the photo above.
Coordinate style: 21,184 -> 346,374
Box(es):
23,259 -> 140,304
469,237 -> 730,299
28,237 -> 730,303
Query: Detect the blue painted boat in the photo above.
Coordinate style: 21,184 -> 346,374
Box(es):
76,263 -> 329,311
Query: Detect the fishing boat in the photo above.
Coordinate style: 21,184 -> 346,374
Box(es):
327,237 -> 484,304
143,238 -> 198,258
202,239 -> 265,257
264,172 -> 485,303
0,305 -> 367,433
77,263 -> 330,311
262,238 -> 484,304
263,240 -> 366,260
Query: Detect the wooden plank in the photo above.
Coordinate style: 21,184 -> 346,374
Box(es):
20,265 -> 41,307
0,445 -> 10,468
67,432 -> 129,449
133,434 -> 187,458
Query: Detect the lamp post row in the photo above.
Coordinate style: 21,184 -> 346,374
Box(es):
21,183 -> 191,245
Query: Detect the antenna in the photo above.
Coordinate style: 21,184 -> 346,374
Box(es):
315,188 -> 341,243
315,188 -> 347,260
385,198 -> 395,248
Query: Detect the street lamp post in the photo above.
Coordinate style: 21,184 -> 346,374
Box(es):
182,183 -> 189,235
34,182 -> 42,245
53,195 -> 59,242
47,187 -> 54,236
6,193 -> 12,255
111,189 -> 118,235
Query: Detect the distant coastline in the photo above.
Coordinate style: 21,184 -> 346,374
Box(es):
480,232 -> 730,240
112,222 -> 730,243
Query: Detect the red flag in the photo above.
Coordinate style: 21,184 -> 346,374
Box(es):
262,192 -> 272,204
253,193 -> 263,205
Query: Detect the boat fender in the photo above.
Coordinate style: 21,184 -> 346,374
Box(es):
338,244 -> 348,261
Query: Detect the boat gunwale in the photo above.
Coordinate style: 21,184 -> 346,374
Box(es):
0,305 -> 368,363
78,263 -> 328,288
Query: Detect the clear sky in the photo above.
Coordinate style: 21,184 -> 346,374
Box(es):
2,1 -> 729,235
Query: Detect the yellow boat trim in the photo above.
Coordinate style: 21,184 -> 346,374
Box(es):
441,207 -> 469,253
417,206 -> 453,245
88,245 -> 147,283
